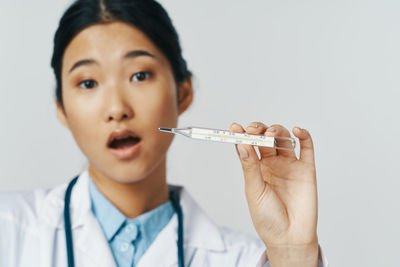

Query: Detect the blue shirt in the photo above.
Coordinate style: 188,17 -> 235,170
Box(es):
89,178 -> 175,267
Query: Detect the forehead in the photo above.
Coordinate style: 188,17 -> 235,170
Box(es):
62,21 -> 168,70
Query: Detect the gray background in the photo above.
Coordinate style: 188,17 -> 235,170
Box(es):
1,0 -> 399,266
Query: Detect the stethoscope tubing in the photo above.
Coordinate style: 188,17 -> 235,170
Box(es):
64,177 -> 78,267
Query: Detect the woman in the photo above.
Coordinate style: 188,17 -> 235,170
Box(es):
0,0 -> 327,266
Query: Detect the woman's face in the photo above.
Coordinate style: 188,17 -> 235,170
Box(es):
57,22 -> 192,183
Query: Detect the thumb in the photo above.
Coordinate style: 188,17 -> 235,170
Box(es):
292,126 -> 315,164
235,144 -> 265,198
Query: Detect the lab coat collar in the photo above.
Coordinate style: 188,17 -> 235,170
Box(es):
174,185 -> 226,252
41,170 -> 226,253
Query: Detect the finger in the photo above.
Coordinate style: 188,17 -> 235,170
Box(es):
265,125 -> 297,159
255,126 -> 278,158
259,124 -> 296,159
245,121 -> 268,135
293,126 -> 315,164
229,122 -> 246,133
230,123 -> 265,196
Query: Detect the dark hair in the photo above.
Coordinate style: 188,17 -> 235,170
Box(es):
51,0 -> 192,107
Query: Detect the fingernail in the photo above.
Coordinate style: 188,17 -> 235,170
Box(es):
268,127 -> 277,132
237,145 -> 249,159
249,122 -> 259,128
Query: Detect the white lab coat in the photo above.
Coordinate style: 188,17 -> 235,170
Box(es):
0,171 -> 327,267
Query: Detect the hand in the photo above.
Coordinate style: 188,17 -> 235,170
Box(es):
230,122 -> 319,267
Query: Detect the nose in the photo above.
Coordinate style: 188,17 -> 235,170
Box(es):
104,86 -> 134,122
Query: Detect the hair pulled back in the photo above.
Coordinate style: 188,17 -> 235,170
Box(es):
51,0 -> 191,106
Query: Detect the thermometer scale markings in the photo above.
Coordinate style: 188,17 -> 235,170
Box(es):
191,131 -> 274,146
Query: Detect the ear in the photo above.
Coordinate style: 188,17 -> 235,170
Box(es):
177,77 -> 194,115
56,101 -> 70,129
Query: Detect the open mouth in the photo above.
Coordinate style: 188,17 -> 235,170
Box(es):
107,130 -> 142,160
109,136 -> 141,149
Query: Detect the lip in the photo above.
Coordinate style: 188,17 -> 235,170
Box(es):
107,129 -> 141,160
108,142 -> 141,160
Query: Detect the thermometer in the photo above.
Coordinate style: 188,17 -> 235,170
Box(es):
159,126 -> 296,150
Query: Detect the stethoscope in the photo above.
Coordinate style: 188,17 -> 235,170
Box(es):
64,176 -> 185,267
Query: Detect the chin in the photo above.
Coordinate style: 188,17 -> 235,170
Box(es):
102,165 -> 148,184
94,156 -> 165,184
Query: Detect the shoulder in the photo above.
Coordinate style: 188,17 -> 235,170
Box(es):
0,189 -> 50,263
0,189 -> 46,223
0,183 -> 69,265
0,181 -> 68,230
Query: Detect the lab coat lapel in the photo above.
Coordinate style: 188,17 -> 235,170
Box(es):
179,187 -> 226,266
74,213 -> 117,267
43,171 -> 117,267
179,186 -> 226,252
137,215 -> 179,267
137,215 -> 198,267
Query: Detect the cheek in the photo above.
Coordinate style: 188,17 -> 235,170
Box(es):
140,79 -> 179,127
138,84 -> 179,149
62,95 -> 103,153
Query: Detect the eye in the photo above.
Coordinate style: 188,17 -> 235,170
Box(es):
131,71 -> 152,82
78,80 -> 97,89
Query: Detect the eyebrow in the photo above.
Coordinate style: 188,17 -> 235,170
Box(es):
124,50 -> 155,60
68,50 -> 155,73
69,59 -> 97,73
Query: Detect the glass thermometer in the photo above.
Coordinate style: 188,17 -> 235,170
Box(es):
159,126 -> 296,150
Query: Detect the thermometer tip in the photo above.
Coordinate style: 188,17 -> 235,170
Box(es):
159,127 -> 173,133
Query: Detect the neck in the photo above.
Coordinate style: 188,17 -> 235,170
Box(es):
88,159 -> 169,219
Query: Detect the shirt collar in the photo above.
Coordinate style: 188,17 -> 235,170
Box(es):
89,177 -> 126,241
89,176 -> 175,244
131,199 -> 174,249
